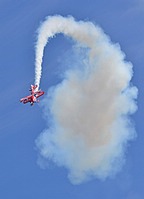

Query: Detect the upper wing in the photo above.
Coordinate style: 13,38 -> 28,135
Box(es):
35,91 -> 44,99
20,95 -> 32,104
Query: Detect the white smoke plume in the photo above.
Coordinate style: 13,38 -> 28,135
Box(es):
35,15 -> 138,184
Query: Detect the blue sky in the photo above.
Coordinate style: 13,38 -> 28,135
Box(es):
0,0 -> 143,198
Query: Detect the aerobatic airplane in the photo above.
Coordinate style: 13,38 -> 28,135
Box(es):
20,85 -> 44,106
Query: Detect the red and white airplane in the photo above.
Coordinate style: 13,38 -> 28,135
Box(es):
20,85 -> 44,106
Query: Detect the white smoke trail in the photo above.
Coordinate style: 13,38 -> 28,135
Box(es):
35,15 -> 138,184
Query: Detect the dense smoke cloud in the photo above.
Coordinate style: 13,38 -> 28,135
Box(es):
35,15 -> 137,184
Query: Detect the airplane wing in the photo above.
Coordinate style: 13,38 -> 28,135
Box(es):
35,91 -> 44,98
20,95 -> 32,104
